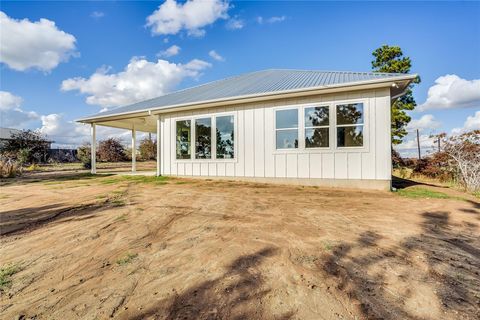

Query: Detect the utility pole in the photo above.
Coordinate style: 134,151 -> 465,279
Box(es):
416,129 -> 421,160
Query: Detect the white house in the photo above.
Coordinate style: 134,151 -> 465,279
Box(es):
77,69 -> 417,190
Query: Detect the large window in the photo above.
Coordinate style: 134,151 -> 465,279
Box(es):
305,106 -> 329,148
195,118 -> 212,159
276,109 -> 298,149
216,115 -> 234,159
336,103 -> 364,147
176,120 -> 191,159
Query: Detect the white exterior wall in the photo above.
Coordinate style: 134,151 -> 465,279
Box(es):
159,88 -> 392,189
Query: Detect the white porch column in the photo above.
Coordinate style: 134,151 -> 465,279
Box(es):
156,115 -> 161,176
131,125 -> 136,172
90,123 -> 96,174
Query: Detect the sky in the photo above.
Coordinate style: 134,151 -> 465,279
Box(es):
1,0 -> 479,156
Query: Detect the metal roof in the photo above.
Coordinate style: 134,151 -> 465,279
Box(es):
0,127 -> 21,140
79,69 -> 415,121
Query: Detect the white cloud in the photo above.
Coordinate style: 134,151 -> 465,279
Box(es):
208,50 -> 225,62
61,57 -> 211,108
0,91 -> 39,128
90,11 -> 105,19
451,111 -> 480,135
157,45 -> 181,58
256,15 -> 286,24
396,133 -> 437,158
406,114 -> 441,132
226,17 -> 244,30
418,74 -> 480,111
146,0 -> 230,37
0,11 -> 77,72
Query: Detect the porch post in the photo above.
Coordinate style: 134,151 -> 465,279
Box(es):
90,123 -> 96,174
131,124 -> 136,172
156,115 -> 161,176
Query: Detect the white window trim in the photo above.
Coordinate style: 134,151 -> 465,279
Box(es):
274,107 -> 300,151
272,99 -> 369,154
175,119 -> 193,161
335,102 -> 366,150
174,111 -> 237,163
304,105 -> 331,150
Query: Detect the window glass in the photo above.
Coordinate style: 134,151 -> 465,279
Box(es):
305,128 -> 329,148
276,130 -> 298,149
195,118 -> 211,159
276,109 -> 298,149
276,109 -> 298,129
336,103 -> 364,125
337,126 -> 364,147
305,106 -> 329,127
176,120 -> 191,159
216,115 -> 234,159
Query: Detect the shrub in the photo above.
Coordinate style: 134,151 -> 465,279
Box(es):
0,156 -> 22,178
392,149 -> 405,168
97,138 -> 127,162
0,130 -> 49,164
139,138 -> 156,160
413,151 -> 456,182
77,143 -> 92,169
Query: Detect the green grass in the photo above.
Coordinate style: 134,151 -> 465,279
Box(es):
114,213 -> 128,222
99,175 -> 168,185
0,264 -> 22,291
396,187 -> 466,200
116,253 -> 138,266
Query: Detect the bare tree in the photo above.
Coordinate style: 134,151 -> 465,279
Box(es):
442,130 -> 480,192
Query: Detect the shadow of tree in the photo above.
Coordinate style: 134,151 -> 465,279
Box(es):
130,247 -> 295,320
392,176 -> 449,190
319,210 -> 480,319
0,201 -> 119,236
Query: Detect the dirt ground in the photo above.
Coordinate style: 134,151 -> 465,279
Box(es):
0,172 -> 479,320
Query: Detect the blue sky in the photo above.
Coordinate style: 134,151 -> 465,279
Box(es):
1,1 -> 479,154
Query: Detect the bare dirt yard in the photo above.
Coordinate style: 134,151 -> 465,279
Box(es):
1,172 -> 479,320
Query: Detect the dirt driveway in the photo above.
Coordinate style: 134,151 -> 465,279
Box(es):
1,173 -> 479,319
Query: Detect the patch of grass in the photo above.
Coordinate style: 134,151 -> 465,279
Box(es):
99,175 -> 168,185
116,253 -> 138,266
396,187 -> 465,200
115,213 -> 128,222
322,241 -> 333,251
0,263 -> 22,291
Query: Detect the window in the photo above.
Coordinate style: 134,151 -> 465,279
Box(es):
305,106 -> 329,148
176,120 -> 191,159
195,118 -> 212,159
276,109 -> 298,149
336,103 -> 364,147
216,115 -> 234,159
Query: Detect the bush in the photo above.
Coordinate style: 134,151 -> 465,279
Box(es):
139,138 -> 156,160
77,143 -> 92,169
0,156 -> 22,178
0,130 -> 49,164
413,151 -> 456,182
97,138 -> 126,162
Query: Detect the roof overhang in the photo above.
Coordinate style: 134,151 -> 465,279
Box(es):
77,74 -> 417,124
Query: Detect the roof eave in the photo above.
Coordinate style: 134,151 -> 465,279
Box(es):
76,74 -> 417,123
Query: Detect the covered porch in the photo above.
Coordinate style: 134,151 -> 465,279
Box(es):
88,114 -> 162,176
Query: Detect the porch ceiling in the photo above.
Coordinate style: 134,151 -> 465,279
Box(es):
96,115 -> 157,133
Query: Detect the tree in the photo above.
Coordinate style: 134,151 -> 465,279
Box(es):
97,138 -> 127,162
371,45 -> 421,145
77,143 -> 92,169
139,138 -> 157,160
0,129 -> 50,163
442,130 -> 480,192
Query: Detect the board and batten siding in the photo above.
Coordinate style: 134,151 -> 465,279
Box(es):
159,88 -> 392,189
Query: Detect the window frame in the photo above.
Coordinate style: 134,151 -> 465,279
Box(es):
274,107 -> 300,150
304,105 -> 330,150
175,119 -> 193,160
272,99 -> 368,154
174,111 -> 237,162
194,117 -> 213,160
335,102 -> 365,149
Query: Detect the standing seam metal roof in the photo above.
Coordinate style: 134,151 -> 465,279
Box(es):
81,69 -> 412,120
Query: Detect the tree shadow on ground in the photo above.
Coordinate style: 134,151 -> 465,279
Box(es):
319,210 -> 480,319
0,172 -> 114,187
0,201 -> 120,236
130,247 -> 295,320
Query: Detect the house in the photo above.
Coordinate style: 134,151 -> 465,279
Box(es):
0,127 -> 53,149
77,69 -> 417,190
